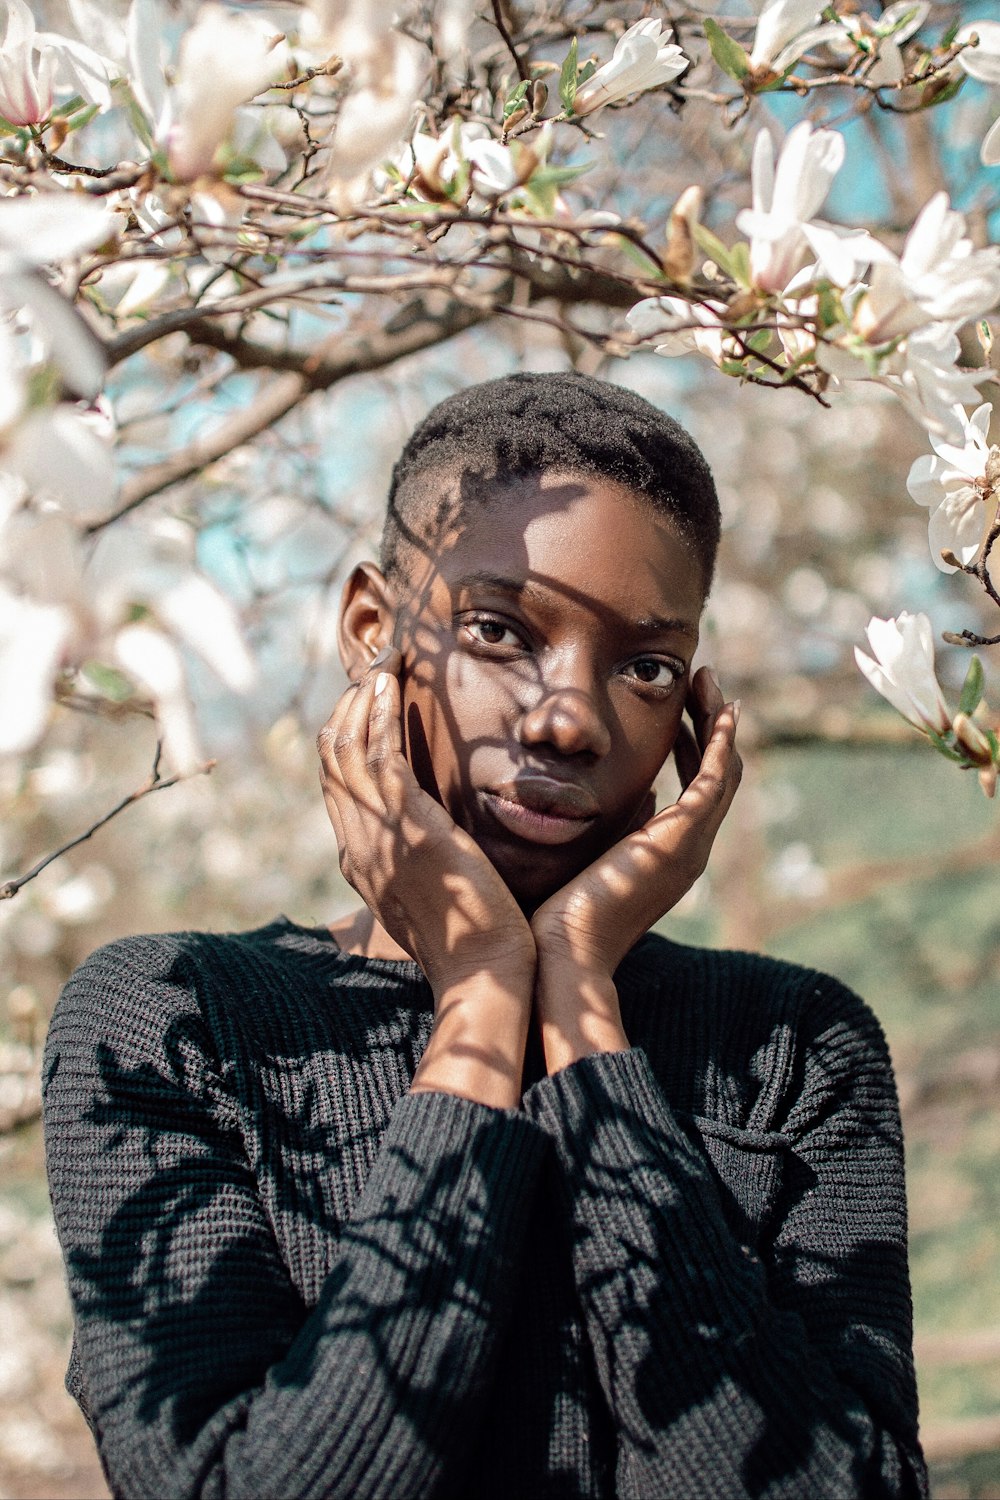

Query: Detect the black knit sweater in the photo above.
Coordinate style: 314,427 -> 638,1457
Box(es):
42,918 -> 927,1500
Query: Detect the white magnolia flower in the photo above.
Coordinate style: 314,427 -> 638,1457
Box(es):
735,123 -> 868,294
956,20 -> 1000,164
0,506 -> 256,768
329,31 -> 425,190
0,583 -> 72,754
0,0 -> 54,124
573,18 -> 687,116
748,0 -> 841,76
906,402 -> 997,571
627,294 -> 731,363
957,19 -> 1000,83
114,623 -> 203,774
830,2 -> 930,87
858,193 -> 1000,342
167,5 -> 289,181
0,0 -> 114,126
854,612 -> 951,734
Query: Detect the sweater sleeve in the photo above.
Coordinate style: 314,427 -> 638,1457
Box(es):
43,939 -> 547,1500
522,978 -> 928,1500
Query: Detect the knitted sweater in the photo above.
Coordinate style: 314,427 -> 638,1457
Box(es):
42,918 -> 927,1500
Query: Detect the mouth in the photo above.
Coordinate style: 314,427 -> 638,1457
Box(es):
481,776 -> 600,847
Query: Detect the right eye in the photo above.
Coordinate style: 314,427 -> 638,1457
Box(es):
461,614 -> 526,650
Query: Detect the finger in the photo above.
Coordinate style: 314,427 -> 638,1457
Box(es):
672,720 -> 702,791
336,649 -> 402,785
686,664 -> 725,753
674,698 -> 741,834
365,665 -> 412,816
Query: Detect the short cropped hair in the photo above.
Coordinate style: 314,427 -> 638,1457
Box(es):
380,371 -> 721,589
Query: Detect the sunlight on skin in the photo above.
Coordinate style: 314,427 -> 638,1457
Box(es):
320,473 -> 741,1105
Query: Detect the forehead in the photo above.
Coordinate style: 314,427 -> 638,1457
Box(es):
401,470 -> 706,627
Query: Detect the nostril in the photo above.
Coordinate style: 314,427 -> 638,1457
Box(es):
519,688 -> 611,758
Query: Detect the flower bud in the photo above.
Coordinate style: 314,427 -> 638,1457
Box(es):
662,186 -> 703,286
953,711 -> 994,764
531,79 -> 548,116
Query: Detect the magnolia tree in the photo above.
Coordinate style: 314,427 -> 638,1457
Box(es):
2,0 -> 1000,905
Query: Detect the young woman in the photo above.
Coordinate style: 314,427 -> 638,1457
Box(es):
43,373 -> 927,1499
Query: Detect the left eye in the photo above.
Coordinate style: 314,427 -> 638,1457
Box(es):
622,658 -> 681,690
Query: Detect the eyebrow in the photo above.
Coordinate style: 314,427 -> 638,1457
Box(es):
453,570 -> 699,641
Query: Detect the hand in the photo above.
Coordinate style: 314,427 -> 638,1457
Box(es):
530,667 -> 741,1071
317,650 -> 536,1106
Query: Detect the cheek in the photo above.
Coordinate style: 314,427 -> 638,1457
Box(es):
400,641 -> 493,807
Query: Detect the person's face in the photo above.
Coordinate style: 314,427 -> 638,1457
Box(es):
367,472 -> 705,908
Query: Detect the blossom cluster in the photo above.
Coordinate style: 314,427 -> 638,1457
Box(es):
0,0 -> 998,800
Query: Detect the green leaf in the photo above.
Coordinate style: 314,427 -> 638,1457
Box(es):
560,36 -> 579,113
613,235 -> 665,277
59,103 -> 100,132
728,240 -> 751,289
941,18 -> 960,46
880,6 -> 921,36
926,727 -> 966,764
959,655 -> 985,716
528,161 -> 591,188
703,18 -> 750,81
921,73 -> 964,107
745,328 -> 772,354
503,79 -> 530,122
0,116 -> 21,136
691,219 -> 736,279
82,660 -> 136,703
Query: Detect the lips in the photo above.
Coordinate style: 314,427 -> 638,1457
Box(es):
482,776 -> 600,846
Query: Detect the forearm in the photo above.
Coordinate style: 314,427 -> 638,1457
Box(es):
525,1048 -> 926,1499
410,967 -> 534,1110
534,956 -> 630,1075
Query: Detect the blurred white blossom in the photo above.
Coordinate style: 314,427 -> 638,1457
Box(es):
0,0 -> 114,126
827,2 -> 930,87
167,6 -> 290,181
907,402 -> 998,571
854,612 -> 951,734
573,18 -> 687,116
957,20 -> 1000,164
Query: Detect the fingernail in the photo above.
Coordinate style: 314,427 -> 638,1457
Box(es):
370,645 -> 393,668
374,672 -> 390,697
732,699 -> 741,725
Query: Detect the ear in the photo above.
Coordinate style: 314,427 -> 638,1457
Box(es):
337,562 -> 396,681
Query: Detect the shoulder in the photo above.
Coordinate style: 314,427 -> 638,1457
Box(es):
618,932 -> 896,1132
43,920 -> 309,1082
624,930 -> 885,1035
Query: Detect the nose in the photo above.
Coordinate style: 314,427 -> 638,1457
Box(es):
518,682 -> 612,759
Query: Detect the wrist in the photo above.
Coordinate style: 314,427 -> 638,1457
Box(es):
534,957 -> 629,1075
410,969 -> 534,1110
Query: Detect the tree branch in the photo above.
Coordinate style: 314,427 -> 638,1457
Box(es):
0,744 -> 214,900
91,293 -> 492,525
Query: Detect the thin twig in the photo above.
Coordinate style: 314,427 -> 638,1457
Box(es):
491,0 -> 529,82
0,744 -> 215,900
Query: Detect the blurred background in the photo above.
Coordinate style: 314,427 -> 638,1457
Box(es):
2,347 -> 999,1500
2,2 -> 1000,1496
